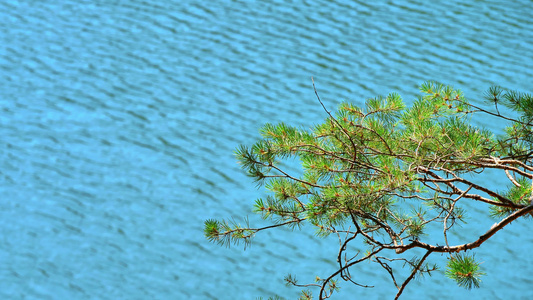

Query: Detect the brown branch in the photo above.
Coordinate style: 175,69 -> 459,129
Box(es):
466,159 -> 533,178
444,185 -> 473,247
260,161 -> 326,188
417,174 -> 514,208
312,77 -> 359,164
455,98 -> 528,125
505,169 -> 522,187
290,144 -> 384,173
235,218 -> 306,234
375,256 -> 400,289
319,246 -> 382,299
483,156 -> 533,171
393,203 -> 533,254
336,228 -> 359,281
353,123 -> 393,155
394,250 -> 433,300
417,166 -> 517,207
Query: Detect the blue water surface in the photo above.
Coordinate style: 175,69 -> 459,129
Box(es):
1,0 -> 533,299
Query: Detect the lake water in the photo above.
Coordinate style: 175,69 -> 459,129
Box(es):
1,0 -> 533,299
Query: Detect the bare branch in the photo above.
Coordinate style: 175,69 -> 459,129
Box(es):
417,166 -> 517,207
375,256 -> 400,289
455,98 -> 528,125
505,169 -> 522,187
444,185 -> 473,247
394,203 -> 533,254
312,77 -> 359,163
394,250 -> 433,300
319,247 -> 381,299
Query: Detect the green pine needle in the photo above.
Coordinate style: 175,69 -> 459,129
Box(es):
445,253 -> 485,289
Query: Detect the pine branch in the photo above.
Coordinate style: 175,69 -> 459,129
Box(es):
393,203 -> 533,254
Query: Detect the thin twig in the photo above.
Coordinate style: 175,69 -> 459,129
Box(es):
312,77 -> 359,163
444,185 -> 473,248
394,250 -> 433,300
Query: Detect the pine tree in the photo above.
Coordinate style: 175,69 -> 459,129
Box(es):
204,80 -> 533,299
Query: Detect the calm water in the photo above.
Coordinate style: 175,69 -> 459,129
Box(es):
1,0 -> 533,299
